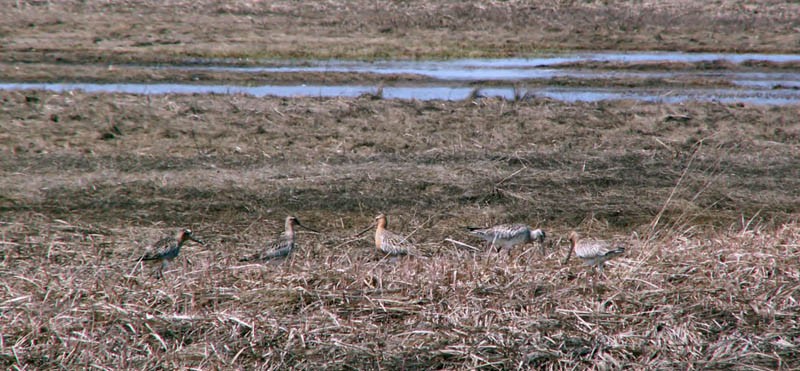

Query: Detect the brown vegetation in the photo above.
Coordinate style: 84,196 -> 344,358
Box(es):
1,90 -> 798,369
0,63 -> 430,85
2,0 -> 799,64
1,1 -> 799,369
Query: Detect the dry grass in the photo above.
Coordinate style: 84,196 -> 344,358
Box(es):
2,2 -> 798,368
2,217 -> 799,369
1,0 -> 799,64
2,92 -> 798,228
1,90 -> 799,368
0,63 -> 431,85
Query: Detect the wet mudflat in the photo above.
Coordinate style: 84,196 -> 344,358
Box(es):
4,52 -> 800,104
5,80 -> 800,105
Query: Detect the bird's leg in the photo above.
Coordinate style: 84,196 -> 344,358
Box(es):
491,235 -> 503,252
586,265 -> 597,292
588,266 -> 597,286
157,260 -> 170,279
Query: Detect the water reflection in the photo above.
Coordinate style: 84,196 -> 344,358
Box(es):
2,82 -> 799,105
171,52 -> 800,81
5,52 -> 800,104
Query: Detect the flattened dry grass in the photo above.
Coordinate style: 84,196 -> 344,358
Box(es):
2,0 -> 799,64
1,217 -> 799,369
1,91 -> 797,229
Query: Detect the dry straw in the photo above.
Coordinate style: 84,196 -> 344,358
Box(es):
1,215 -> 798,369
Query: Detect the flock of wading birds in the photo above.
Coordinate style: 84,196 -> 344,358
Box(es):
136,214 -> 626,279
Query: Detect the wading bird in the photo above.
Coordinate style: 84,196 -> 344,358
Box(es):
467,224 -> 546,253
563,231 -> 625,276
240,216 -> 318,262
136,228 -> 204,278
357,213 -> 418,257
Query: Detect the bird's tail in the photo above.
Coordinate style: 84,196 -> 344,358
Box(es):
465,227 -> 488,238
607,247 -> 625,257
259,250 -> 286,260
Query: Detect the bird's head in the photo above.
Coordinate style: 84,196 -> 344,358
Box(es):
375,213 -> 387,228
568,231 -> 580,246
179,229 -> 204,245
530,228 -> 546,244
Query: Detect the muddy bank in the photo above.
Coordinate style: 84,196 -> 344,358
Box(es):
0,60 -> 778,89
0,63 -> 430,85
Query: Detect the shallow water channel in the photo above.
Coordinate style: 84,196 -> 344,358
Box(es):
4,52 -> 800,104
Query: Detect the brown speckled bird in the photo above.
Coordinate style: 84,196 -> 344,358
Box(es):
137,228 -> 204,278
563,231 -> 625,274
356,213 -> 419,257
240,216 -> 318,262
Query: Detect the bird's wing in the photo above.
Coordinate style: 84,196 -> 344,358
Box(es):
489,224 -> 529,240
140,236 -> 177,260
466,226 -> 491,239
576,240 -> 623,259
469,224 -> 527,241
244,234 -> 294,261
381,230 -> 416,255
258,244 -> 294,260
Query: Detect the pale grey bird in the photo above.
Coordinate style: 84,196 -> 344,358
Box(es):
240,216 -> 318,262
467,223 -> 546,252
563,231 -> 625,274
137,228 -> 204,278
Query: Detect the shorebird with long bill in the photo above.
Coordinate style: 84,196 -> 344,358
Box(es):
467,223 -> 546,253
136,228 -> 204,278
563,231 -> 625,276
356,213 -> 419,257
240,216 -> 318,262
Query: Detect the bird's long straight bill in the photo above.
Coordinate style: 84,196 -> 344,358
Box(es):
297,222 -> 320,233
562,245 -> 573,265
354,223 -> 376,237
